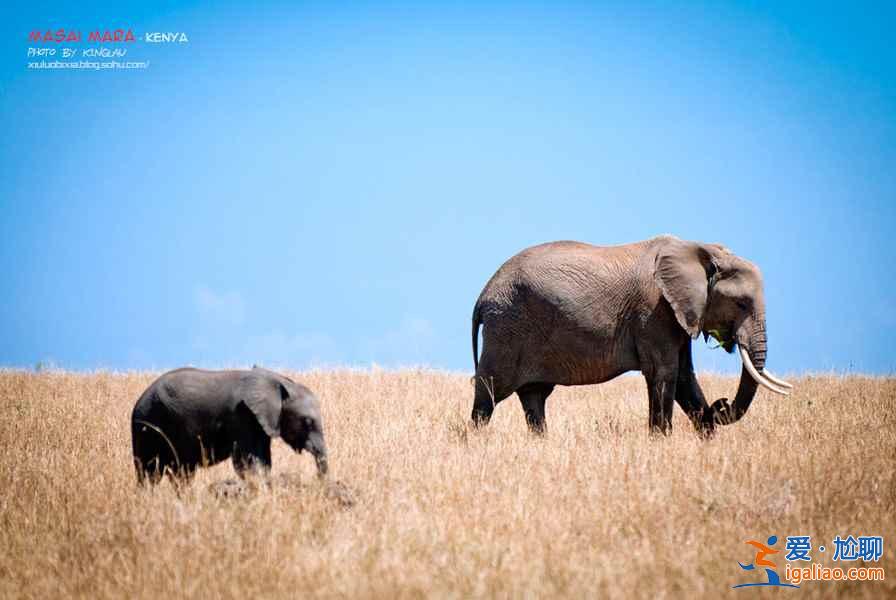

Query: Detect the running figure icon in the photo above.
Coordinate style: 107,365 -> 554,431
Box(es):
733,535 -> 800,589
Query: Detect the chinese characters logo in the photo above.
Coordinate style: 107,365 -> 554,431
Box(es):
733,534 -> 884,589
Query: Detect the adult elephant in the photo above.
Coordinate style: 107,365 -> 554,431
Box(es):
470,236 -> 792,435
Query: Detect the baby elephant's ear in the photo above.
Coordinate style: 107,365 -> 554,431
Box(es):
242,378 -> 286,438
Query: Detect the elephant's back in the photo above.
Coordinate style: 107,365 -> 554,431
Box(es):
132,374 -> 166,421
132,369 -> 193,416
131,368 -> 239,424
474,239 -> 652,385
131,369 -> 238,464
477,239 -> 649,311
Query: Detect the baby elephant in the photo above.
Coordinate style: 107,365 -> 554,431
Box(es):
131,366 -> 327,485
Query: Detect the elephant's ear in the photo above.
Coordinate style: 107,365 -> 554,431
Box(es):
654,240 -> 716,338
242,377 -> 286,438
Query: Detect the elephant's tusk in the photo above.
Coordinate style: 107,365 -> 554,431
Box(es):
739,346 -> 790,396
760,368 -> 794,390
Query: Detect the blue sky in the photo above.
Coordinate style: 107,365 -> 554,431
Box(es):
1,1 -> 894,373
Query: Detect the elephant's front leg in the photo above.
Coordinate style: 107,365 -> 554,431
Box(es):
648,376 -> 676,434
643,361 -> 678,435
675,371 -> 714,436
232,435 -> 272,478
675,342 -> 715,436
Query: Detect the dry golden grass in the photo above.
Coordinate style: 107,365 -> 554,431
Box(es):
0,369 -> 893,598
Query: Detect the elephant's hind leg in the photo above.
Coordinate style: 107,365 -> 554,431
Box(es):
471,371 -> 516,427
471,375 -> 498,426
165,464 -> 197,493
133,456 -> 152,486
133,423 -> 175,486
517,382 -> 555,434
133,456 -> 166,487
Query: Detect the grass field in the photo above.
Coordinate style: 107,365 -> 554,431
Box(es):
0,369 -> 893,598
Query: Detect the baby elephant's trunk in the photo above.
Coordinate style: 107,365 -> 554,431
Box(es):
305,431 -> 328,476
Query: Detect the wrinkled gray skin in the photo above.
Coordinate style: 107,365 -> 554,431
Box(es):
471,236 -> 772,435
131,366 -> 327,484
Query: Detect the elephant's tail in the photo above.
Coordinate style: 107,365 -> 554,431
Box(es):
134,418 -> 182,471
471,302 -> 482,372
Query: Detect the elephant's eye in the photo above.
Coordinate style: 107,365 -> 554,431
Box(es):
735,298 -> 751,311
303,417 -> 314,429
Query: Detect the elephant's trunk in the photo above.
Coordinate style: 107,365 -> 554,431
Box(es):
315,454 -> 329,477
305,431 -> 328,477
718,365 -> 759,425
711,315 -> 772,425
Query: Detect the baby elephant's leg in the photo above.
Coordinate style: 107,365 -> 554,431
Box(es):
166,463 -> 197,492
232,432 -> 272,478
133,421 -> 181,486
